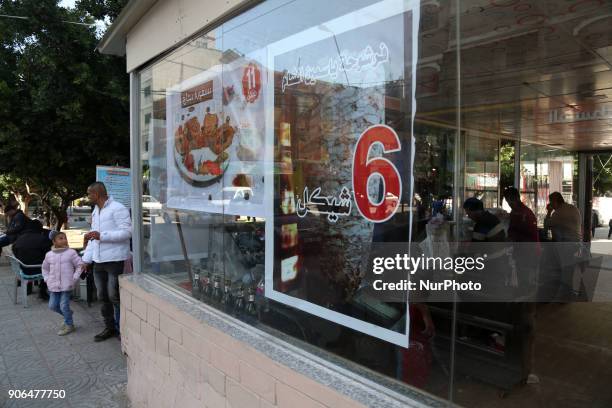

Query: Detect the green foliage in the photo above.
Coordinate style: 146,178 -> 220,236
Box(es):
0,0 -> 129,227
594,153 -> 612,197
499,142 -> 515,192
76,0 -> 126,21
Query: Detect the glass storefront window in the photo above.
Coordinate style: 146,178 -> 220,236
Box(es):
519,143 -> 577,225
136,0 -> 612,406
452,1 -> 610,407
140,0 -> 456,401
465,135 -> 499,209
412,125 -> 455,242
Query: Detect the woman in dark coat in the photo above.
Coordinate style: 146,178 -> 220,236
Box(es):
12,219 -> 52,299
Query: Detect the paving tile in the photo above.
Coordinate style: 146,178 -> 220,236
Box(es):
46,353 -> 91,373
68,384 -> 130,408
8,371 -> 59,391
76,340 -> 124,363
88,359 -> 128,388
27,324 -> 62,336
4,398 -> 69,408
0,264 -> 128,408
0,310 -> 21,322
0,341 -> 36,354
0,327 -> 29,339
54,371 -> 106,397
3,353 -> 46,373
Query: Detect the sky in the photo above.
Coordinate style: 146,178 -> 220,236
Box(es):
59,0 -> 109,36
59,0 -> 77,9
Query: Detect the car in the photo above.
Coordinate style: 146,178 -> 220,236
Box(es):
160,207 -> 211,227
209,187 -> 254,207
143,195 -> 163,215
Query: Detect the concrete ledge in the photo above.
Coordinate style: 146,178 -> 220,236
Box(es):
120,274 -> 447,408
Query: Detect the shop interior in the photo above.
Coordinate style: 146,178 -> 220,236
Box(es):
138,1 -> 612,407
408,1 -> 612,406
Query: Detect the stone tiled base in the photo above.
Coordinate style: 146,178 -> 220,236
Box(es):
120,275 -> 436,408
120,279 -> 361,408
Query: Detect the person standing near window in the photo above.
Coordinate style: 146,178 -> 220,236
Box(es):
82,182 -> 132,342
463,197 -> 506,243
544,192 -> 582,302
502,187 -> 539,385
544,192 -> 582,243
591,210 -> 599,239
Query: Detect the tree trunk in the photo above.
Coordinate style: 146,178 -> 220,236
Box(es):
14,193 -> 32,217
40,200 -> 53,227
51,208 -> 67,231
52,197 -> 71,231
44,210 -> 52,228
12,182 -> 36,216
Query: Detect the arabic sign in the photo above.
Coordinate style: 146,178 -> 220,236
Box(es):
280,42 -> 390,93
181,81 -> 214,108
96,166 -> 131,208
264,0 -> 419,347
296,186 -> 352,223
547,104 -> 612,124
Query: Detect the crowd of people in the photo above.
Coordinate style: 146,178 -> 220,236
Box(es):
0,182 -> 131,341
460,188 -> 590,384
462,188 -> 588,300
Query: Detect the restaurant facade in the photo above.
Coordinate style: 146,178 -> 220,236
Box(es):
99,0 -> 612,407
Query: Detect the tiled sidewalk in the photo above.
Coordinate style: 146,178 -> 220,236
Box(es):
0,260 -> 129,408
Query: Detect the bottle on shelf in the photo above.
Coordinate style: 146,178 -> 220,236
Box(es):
221,278 -> 234,307
212,275 -> 223,302
203,272 -> 213,298
245,286 -> 257,316
192,266 -> 202,298
234,285 -> 245,313
256,278 -> 269,313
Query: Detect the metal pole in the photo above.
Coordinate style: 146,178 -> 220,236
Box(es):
449,0 -> 461,404
129,71 -> 143,274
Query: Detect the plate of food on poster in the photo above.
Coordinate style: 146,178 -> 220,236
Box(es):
173,104 -> 236,186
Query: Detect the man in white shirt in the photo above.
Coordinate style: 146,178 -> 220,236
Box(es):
82,182 -> 132,342
544,192 -> 582,243
543,191 -> 582,302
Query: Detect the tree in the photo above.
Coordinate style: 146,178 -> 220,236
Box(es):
0,0 -> 129,229
0,175 -> 38,215
593,153 -> 612,197
76,0 -> 126,21
499,141 -> 515,199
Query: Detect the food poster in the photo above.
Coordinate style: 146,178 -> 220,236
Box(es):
165,51 -> 266,217
264,0 -> 419,347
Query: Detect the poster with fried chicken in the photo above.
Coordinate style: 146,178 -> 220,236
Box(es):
166,53 -> 265,217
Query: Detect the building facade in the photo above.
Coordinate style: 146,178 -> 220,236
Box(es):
100,1 -> 612,407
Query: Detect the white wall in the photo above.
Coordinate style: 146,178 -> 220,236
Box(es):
126,0 -> 250,72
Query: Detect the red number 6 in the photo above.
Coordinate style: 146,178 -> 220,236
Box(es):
352,125 -> 402,223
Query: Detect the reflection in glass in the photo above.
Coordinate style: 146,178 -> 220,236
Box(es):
138,0 -> 457,403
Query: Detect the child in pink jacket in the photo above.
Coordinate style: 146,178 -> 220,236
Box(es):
42,232 -> 83,336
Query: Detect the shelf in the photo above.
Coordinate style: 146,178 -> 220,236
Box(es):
429,305 -> 515,332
